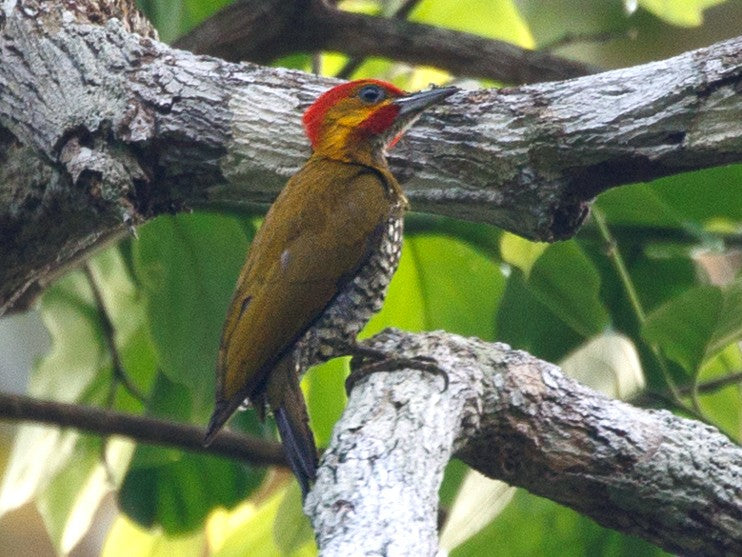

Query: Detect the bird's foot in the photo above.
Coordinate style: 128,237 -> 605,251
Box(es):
343,343 -> 448,395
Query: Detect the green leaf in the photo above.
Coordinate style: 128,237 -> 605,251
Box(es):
642,278 -> 742,374
88,247 -> 159,406
597,165 -> 742,231
453,489 -> 668,557
25,273 -> 104,403
500,232 -> 548,278
31,362 -> 140,554
642,285 -> 720,374
120,448 -> 260,534
518,0 -> 624,41
0,246 -> 153,552
610,249 -> 697,317
211,489 -> 316,557
138,0 -> 234,43
638,0 -> 726,26
0,426 -> 77,518
273,485 -> 314,554
102,514 -> 205,557
118,373 -> 266,532
580,238 -> 696,391
405,214 -> 502,256
305,358 -> 349,448
496,270 -> 584,363
560,333 -> 645,400
440,470 -> 515,551
273,54 -> 312,72
526,241 -> 610,338
411,0 -> 535,48
696,344 -> 742,441
650,165 -> 742,224
133,212 -> 252,421
37,437 -> 135,555
0,248 -> 143,487
439,460 -> 469,507
182,0 -> 233,24
402,234 -> 504,338
595,184 -> 683,228
339,0 -> 381,15
710,279 -> 742,353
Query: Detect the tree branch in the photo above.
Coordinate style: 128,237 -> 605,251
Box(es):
0,391 -> 286,467
334,0 -> 423,80
306,329 -> 742,557
173,0 -> 596,84
83,264 -> 147,404
2,327 -> 739,554
692,370 -> 742,394
1,0 -> 740,314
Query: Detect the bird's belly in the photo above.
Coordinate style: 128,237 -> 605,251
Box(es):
294,214 -> 403,371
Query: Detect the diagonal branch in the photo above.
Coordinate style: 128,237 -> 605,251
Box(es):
1,1 -> 740,315
334,0 -> 423,80
0,391 -> 287,467
306,329 -> 742,556
83,264 -> 147,404
173,0 -> 596,84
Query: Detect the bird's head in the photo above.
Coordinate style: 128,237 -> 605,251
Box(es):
302,79 -> 457,165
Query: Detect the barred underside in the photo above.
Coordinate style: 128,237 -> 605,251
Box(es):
295,213 -> 404,370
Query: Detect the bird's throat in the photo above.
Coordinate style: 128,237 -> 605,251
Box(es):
313,130 -> 390,168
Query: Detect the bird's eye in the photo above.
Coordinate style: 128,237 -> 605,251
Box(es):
358,84 -> 386,104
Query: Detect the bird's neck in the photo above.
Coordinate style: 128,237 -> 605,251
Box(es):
305,152 -> 407,204
312,132 -> 389,168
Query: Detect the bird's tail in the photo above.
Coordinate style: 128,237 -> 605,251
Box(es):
271,359 -> 318,499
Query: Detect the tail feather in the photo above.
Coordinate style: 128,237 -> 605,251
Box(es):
274,401 -> 317,498
206,354 -> 318,497
266,355 -> 318,498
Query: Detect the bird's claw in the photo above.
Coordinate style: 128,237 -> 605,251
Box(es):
345,353 -> 449,395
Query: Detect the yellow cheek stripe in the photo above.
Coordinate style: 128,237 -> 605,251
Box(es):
314,126 -> 353,160
312,102 -> 395,161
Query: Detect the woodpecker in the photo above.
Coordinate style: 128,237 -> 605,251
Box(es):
204,79 -> 456,496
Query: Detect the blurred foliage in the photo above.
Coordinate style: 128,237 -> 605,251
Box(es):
453,489 -> 667,557
1,0 -> 740,555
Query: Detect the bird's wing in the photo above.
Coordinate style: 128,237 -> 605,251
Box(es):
211,159 -> 394,428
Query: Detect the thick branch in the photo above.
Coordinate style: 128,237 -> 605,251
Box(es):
306,330 -> 742,557
174,0 -> 596,84
1,0 -> 741,314
0,391 -> 286,467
